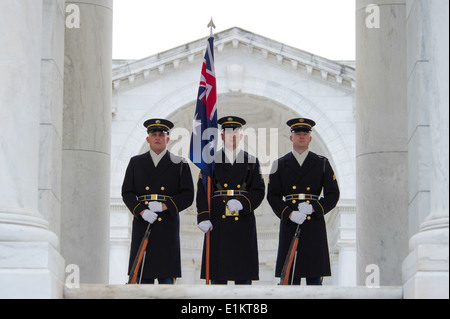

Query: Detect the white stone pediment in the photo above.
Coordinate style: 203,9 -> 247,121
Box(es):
112,27 -> 355,90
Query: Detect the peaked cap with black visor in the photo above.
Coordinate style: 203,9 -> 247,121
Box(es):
143,118 -> 174,134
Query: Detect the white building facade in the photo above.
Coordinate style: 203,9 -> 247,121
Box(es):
109,27 -> 357,286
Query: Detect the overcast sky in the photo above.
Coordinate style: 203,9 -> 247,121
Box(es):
112,0 -> 355,61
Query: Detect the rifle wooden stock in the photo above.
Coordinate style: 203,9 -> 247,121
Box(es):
128,223 -> 152,284
279,224 -> 301,285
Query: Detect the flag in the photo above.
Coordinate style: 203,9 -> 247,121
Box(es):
189,37 -> 218,184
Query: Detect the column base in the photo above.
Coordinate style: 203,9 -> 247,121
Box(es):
402,216 -> 449,298
0,211 -> 65,298
403,245 -> 449,299
0,242 -> 65,298
403,269 -> 449,299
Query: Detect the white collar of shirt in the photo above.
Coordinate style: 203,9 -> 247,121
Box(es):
149,148 -> 167,167
292,149 -> 309,167
223,147 -> 242,165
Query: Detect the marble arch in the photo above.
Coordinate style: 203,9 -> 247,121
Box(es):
114,82 -> 354,200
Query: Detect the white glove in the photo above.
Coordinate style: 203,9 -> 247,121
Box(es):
227,199 -> 243,212
198,220 -> 213,233
141,209 -> 158,224
290,211 -> 307,225
298,202 -> 313,215
148,201 -> 163,212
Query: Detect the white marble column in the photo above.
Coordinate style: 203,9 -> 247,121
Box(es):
61,0 -> 113,284
0,0 -> 64,298
355,0 -> 409,285
402,0 -> 449,299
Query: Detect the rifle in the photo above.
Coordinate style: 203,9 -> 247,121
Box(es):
128,223 -> 152,284
279,224 -> 301,285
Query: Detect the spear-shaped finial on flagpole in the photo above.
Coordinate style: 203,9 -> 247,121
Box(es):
207,17 -> 216,37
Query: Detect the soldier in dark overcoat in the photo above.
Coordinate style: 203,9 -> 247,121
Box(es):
122,119 -> 194,284
267,118 -> 340,285
196,116 -> 265,284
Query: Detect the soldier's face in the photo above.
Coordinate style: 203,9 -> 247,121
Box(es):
146,131 -> 170,154
290,131 -> 311,149
222,128 -> 242,150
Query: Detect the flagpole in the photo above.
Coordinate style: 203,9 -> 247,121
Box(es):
207,17 -> 215,37
203,18 -> 215,286
206,18 -> 215,286
206,176 -> 212,285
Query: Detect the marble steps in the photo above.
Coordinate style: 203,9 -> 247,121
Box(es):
64,284 -> 403,299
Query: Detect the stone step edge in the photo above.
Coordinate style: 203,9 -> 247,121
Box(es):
64,284 -> 403,299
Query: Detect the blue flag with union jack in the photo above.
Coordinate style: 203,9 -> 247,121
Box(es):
189,37 -> 218,185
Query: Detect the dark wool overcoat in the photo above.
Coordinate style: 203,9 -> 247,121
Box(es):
267,151 -> 340,278
122,151 -> 194,280
197,150 -> 265,281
